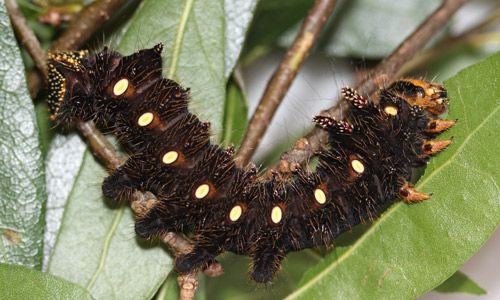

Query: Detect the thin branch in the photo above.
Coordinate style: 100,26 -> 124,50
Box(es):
76,122 -> 127,169
278,0 -> 469,174
5,0 -> 47,78
235,0 -> 337,167
51,0 -> 126,51
177,274 -> 198,300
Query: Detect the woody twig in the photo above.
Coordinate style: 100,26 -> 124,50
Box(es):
235,0 -> 337,167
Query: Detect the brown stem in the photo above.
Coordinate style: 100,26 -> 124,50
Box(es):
235,0 -> 337,167
51,0 -> 126,51
27,69 -> 44,99
5,0 -> 47,78
76,121 -> 126,170
177,274 -> 198,300
278,0 -> 469,174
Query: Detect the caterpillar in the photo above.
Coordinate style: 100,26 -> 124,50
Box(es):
47,43 -> 455,283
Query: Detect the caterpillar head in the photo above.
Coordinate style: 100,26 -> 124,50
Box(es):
47,44 -> 165,126
47,50 -> 94,124
388,79 -> 449,115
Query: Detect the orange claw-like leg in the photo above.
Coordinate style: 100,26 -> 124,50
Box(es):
400,182 -> 431,202
426,119 -> 457,133
422,139 -> 453,155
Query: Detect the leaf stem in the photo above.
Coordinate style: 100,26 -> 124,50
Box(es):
5,0 -> 47,78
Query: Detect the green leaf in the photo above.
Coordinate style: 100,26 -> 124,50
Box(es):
119,0 -> 226,137
46,1 -> 228,298
284,52 -> 500,299
222,79 -> 248,147
48,151 -> 172,299
0,2 -> 46,269
434,271 -> 486,295
0,263 -> 93,300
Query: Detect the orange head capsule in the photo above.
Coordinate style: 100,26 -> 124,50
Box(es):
388,79 -> 449,115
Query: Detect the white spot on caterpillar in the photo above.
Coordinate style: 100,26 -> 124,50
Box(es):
137,112 -> 154,127
229,205 -> 243,222
195,184 -> 210,199
384,105 -> 398,116
351,159 -> 365,174
314,188 -> 326,204
271,206 -> 283,224
162,151 -> 179,164
113,78 -> 129,96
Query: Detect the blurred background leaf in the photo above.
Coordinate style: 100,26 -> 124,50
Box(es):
222,78 -> 249,147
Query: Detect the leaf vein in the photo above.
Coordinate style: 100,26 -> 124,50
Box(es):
168,0 -> 194,78
86,208 -> 125,291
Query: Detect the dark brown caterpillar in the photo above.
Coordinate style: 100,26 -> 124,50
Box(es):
47,44 -> 455,283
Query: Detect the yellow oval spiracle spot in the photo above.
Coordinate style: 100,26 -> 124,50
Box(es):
113,78 -> 129,96
162,151 -> 179,164
137,112 -> 154,127
229,205 -> 243,222
351,159 -> 365,174
195,184 -> 210,199
314,188 -> 327,204
384,105 -> 398,116
271,206 -> 283,224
